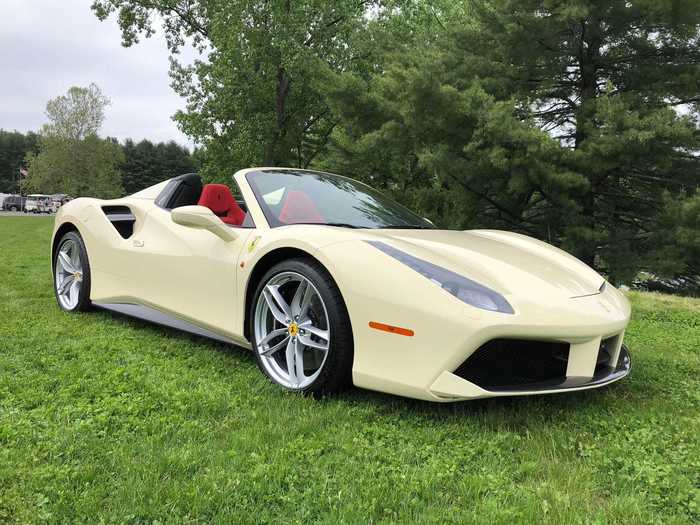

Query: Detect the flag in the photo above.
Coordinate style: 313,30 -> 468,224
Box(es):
19,168 -> 28,178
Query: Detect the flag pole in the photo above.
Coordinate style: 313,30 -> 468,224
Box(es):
17,167 -> 22,212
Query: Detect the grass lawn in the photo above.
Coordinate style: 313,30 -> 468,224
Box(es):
1,216 -> 698,524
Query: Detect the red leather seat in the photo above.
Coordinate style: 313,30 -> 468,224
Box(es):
278,190 -> 325,224
197,184 -> 246,226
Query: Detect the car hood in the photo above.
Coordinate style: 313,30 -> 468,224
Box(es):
359,228 -> 604,300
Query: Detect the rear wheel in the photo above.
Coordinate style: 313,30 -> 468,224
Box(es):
9,206 -> 17,212
250,258 -> 353,395
53,231 -> 92,312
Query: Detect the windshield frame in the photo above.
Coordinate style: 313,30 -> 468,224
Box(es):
243,168 -> 435,230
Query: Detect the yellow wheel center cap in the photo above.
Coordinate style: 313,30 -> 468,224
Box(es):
288,322 -> 299,337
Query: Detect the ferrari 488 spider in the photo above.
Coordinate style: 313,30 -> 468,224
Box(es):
51,168 -> 631,401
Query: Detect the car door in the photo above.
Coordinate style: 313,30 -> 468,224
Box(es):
128,204 -> 254,340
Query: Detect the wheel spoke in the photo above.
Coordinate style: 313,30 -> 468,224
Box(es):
285,338 -> 299,386
57,275 -> 74,295
260,335 -> 290,357
263,285 -> 291,324
298,333 -> 329,351
290,280 -> 308,317
70,244 -> 81,270
58,251 -> 76,273
258,327 -> 289,348
294,343 -> 306,384
68,280 -> 80,305
298,284 -> 315,319
300,321 -> 329,342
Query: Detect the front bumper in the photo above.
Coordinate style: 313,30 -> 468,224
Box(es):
428,344 -> 630,401
350,295 -> 632,401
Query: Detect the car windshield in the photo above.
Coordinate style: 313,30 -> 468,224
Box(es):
245,169 -> 435,229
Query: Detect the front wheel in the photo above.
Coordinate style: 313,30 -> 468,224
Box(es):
53,231 -> 92,312
250,258 -> 354,395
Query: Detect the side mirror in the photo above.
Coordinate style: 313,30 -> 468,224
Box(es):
171,205 -> 238,242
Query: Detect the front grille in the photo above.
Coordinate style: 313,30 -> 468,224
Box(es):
454,339 -> 570,390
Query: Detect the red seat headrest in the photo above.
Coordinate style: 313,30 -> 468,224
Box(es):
198,184 -> 235,214
197,184 -> 246,226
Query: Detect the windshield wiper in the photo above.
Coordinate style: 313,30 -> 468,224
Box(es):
376,224 -> 434,229
288,222 -> 361,229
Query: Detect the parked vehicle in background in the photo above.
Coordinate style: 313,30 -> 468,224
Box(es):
49,194 -> 72,213
0,193 -> 10,209
2,195 -> 26,212
26,194 -> 54,214
25,195 -> 40,213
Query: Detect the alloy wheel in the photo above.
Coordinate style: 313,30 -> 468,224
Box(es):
55,239 -> 84,310
254,271 -> 331,389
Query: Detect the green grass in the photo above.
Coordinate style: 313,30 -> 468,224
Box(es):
0,216 -> 698,524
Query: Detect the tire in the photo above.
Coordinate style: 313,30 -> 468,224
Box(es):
9,206 -> 17,212
53,231 -> 92,312
250,258 -> 354,396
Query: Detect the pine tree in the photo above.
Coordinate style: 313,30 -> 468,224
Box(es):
324,0 -> 700,282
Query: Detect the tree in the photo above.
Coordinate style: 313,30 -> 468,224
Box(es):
324,0 -> 700,282
91,0 -> 700,282
43,83 -> 110,141
0,130 -> 39,193
121,138 -> 195,193
463,0 -> 700,281
25,85 -> 123,198
92,0 -> 389,179
26,135 -> 124,198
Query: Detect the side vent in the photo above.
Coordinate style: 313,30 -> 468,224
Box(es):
102,206 -> 136,239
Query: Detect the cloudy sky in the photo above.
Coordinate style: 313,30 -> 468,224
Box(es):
0,0 -> 194,146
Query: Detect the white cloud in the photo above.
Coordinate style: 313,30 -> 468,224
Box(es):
0,0 -> 195,147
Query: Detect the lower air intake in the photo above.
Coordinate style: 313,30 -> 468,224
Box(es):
595,336 -> 617,374
454,339 -> 570,390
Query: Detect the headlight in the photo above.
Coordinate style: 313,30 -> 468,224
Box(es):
366,240 -> 514,314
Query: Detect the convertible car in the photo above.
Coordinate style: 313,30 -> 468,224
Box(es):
51,168 -> 631,401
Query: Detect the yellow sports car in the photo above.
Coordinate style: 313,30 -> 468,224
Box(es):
51,168 -> 631,401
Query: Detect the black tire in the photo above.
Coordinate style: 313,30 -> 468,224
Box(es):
53,230 -> 92,312
9,206 -> 17,212
250,257 -> 354,396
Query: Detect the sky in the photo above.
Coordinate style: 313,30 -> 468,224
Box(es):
0,0 -> 194,147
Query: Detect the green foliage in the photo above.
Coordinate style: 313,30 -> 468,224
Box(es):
646,192 -> 700,276
25,85 -> 124,198
322,0 -> 700,282
1,217 -> 700,523
121,139 -> 195,194
91,1 -> 700,282
0,130 -> 39,193
42,83 -> 110,141
0,130 -> 196,198
93,0 -> 390,179
25,135 -> 124,198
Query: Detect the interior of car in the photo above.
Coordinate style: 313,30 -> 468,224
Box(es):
155,173 -> 251,227
155,172 -> 331,228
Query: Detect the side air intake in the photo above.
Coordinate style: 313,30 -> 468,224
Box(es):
102,206 -> 135,239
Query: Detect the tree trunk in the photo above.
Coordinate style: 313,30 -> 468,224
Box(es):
263,0 -> 293,166
574,18 -> 601,268
263,65 -> 291,165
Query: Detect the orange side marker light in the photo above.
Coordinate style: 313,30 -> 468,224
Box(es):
369,321 -> 414,337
